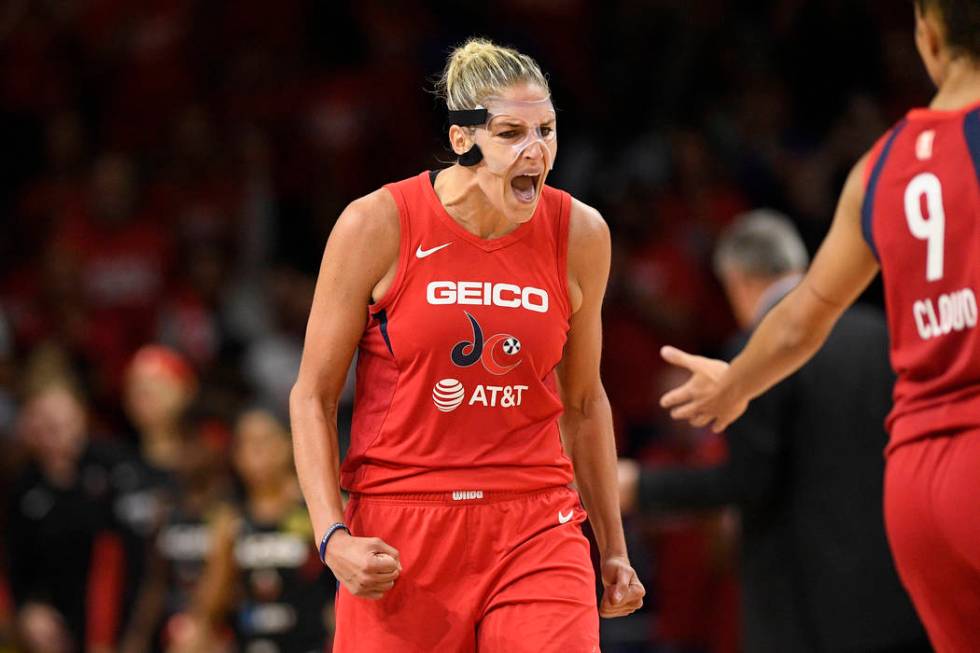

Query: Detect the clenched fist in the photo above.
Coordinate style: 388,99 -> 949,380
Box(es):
324,531 -> 402,600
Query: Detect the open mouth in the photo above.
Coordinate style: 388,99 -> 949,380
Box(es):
510,172 -> 542,204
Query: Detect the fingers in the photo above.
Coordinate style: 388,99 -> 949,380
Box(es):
612,565 -> 631,602
340,537 -> 403,600
346,570 -> 398,599
369,538 -> 401,562
660,345 -> 700,371
660,383 -> 693,410
366,552 -> 400,574
669,401 -> 701,420
601,566 -> 644,617
599,578 -> 645,618
690,413 -> 713,428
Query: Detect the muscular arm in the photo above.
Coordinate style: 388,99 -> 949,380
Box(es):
289,190 -> 402,598
663,154 -> 880,431
290,189 -> 398,541
558,199 -> 644,617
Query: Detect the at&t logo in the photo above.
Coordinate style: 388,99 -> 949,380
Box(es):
431,379 -> 529,412
432,379 -> 466,412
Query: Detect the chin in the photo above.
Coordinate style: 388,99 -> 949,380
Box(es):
503,198 -> 540,224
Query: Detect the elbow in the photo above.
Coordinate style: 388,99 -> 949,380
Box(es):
772,300 -> 834,357
289,380 -> 339,421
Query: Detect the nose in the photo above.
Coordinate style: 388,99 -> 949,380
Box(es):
521,139 -> 547,161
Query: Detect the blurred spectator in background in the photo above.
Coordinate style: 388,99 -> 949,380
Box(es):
47,153 -> 173,403
619,211 -> 928,652
5,369 -> 121,653
120,413 -> 232,653
243,265 -> 315,420
113,345 -> 197,645
199,409 -> 332,653
625,366 -> 740,653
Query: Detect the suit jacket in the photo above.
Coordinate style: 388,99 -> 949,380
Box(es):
638,303 -> 928,652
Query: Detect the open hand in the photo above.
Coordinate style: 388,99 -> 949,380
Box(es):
599,556 -> 645,618
658,346 -> 748,432
324,531 -> 402,600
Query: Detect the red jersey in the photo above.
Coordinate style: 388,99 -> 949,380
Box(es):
340,171 -> 576,493
863,101 -> 980,451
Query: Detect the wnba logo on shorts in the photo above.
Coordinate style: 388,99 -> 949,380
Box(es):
452,490 -> 483,501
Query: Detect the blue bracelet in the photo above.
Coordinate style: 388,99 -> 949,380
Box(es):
319,522 -> 350,564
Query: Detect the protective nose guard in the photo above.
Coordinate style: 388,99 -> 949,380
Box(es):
447,97 -> 557,175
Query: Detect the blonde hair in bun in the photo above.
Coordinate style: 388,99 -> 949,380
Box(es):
436,37 -> 549,111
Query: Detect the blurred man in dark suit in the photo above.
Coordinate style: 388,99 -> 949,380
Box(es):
619,210 -> 929,653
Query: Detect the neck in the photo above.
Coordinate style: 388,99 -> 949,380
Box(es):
247,475 -> 293,521
141,427 -> 181,470
41,456 -> 78,488
436,166 -> 521,239
931,58 -> 980,110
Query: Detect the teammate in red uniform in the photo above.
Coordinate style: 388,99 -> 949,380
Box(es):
658,2 -> 980,650
290,38 -> 644,652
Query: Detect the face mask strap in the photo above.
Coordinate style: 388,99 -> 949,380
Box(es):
447,108 -> 488,166
457,144 -> 484,166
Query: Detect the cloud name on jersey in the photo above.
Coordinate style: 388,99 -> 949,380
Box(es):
913,287 -> 977,341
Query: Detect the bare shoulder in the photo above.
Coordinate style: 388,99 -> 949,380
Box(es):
565,198 -> 611,314
568,197 -> 611,256
324,187 -> 400,279
840,150 -> 874,212
333,187 -> 400,246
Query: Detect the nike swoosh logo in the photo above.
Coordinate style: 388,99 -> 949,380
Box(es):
416,242 -> 452,258
558,510 -> 574,524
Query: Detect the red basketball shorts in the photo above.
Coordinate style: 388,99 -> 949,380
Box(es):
884,427 -> 980,652
332,485 -> 600,653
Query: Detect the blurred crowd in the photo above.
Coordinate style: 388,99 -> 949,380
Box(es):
0,1 -> 935,651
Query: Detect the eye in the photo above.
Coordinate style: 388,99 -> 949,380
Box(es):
497,130 -> 520,139
541,126 -> 554,137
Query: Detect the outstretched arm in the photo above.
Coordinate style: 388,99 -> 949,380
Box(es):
559,199 -> 644,619
662,153 -> 879,432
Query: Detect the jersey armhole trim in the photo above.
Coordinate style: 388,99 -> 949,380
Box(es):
861,120 -> 907,261
963,109 -> 980,186
370,184 -> 412,314
556,190 -> 573,320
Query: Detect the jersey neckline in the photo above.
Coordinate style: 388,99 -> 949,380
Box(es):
420,170 -> 536,252
907,98 -> 980,121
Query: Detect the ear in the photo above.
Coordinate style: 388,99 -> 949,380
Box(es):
448,125 -> 474,156
917,4 -> 943,59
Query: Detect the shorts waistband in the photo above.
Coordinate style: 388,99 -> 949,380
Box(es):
348,485 -> 569,505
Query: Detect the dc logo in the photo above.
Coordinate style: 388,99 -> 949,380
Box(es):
451,312 -> 523,376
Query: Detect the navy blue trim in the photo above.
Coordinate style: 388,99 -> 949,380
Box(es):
963,109 -> 980,185
861,120 -> 907,261
377,309 -> 394,356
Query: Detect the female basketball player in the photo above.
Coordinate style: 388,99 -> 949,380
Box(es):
659,2 -> 980,650
290,39 -> 644,651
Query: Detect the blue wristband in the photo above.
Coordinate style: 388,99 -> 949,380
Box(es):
319,522 -> 350,564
